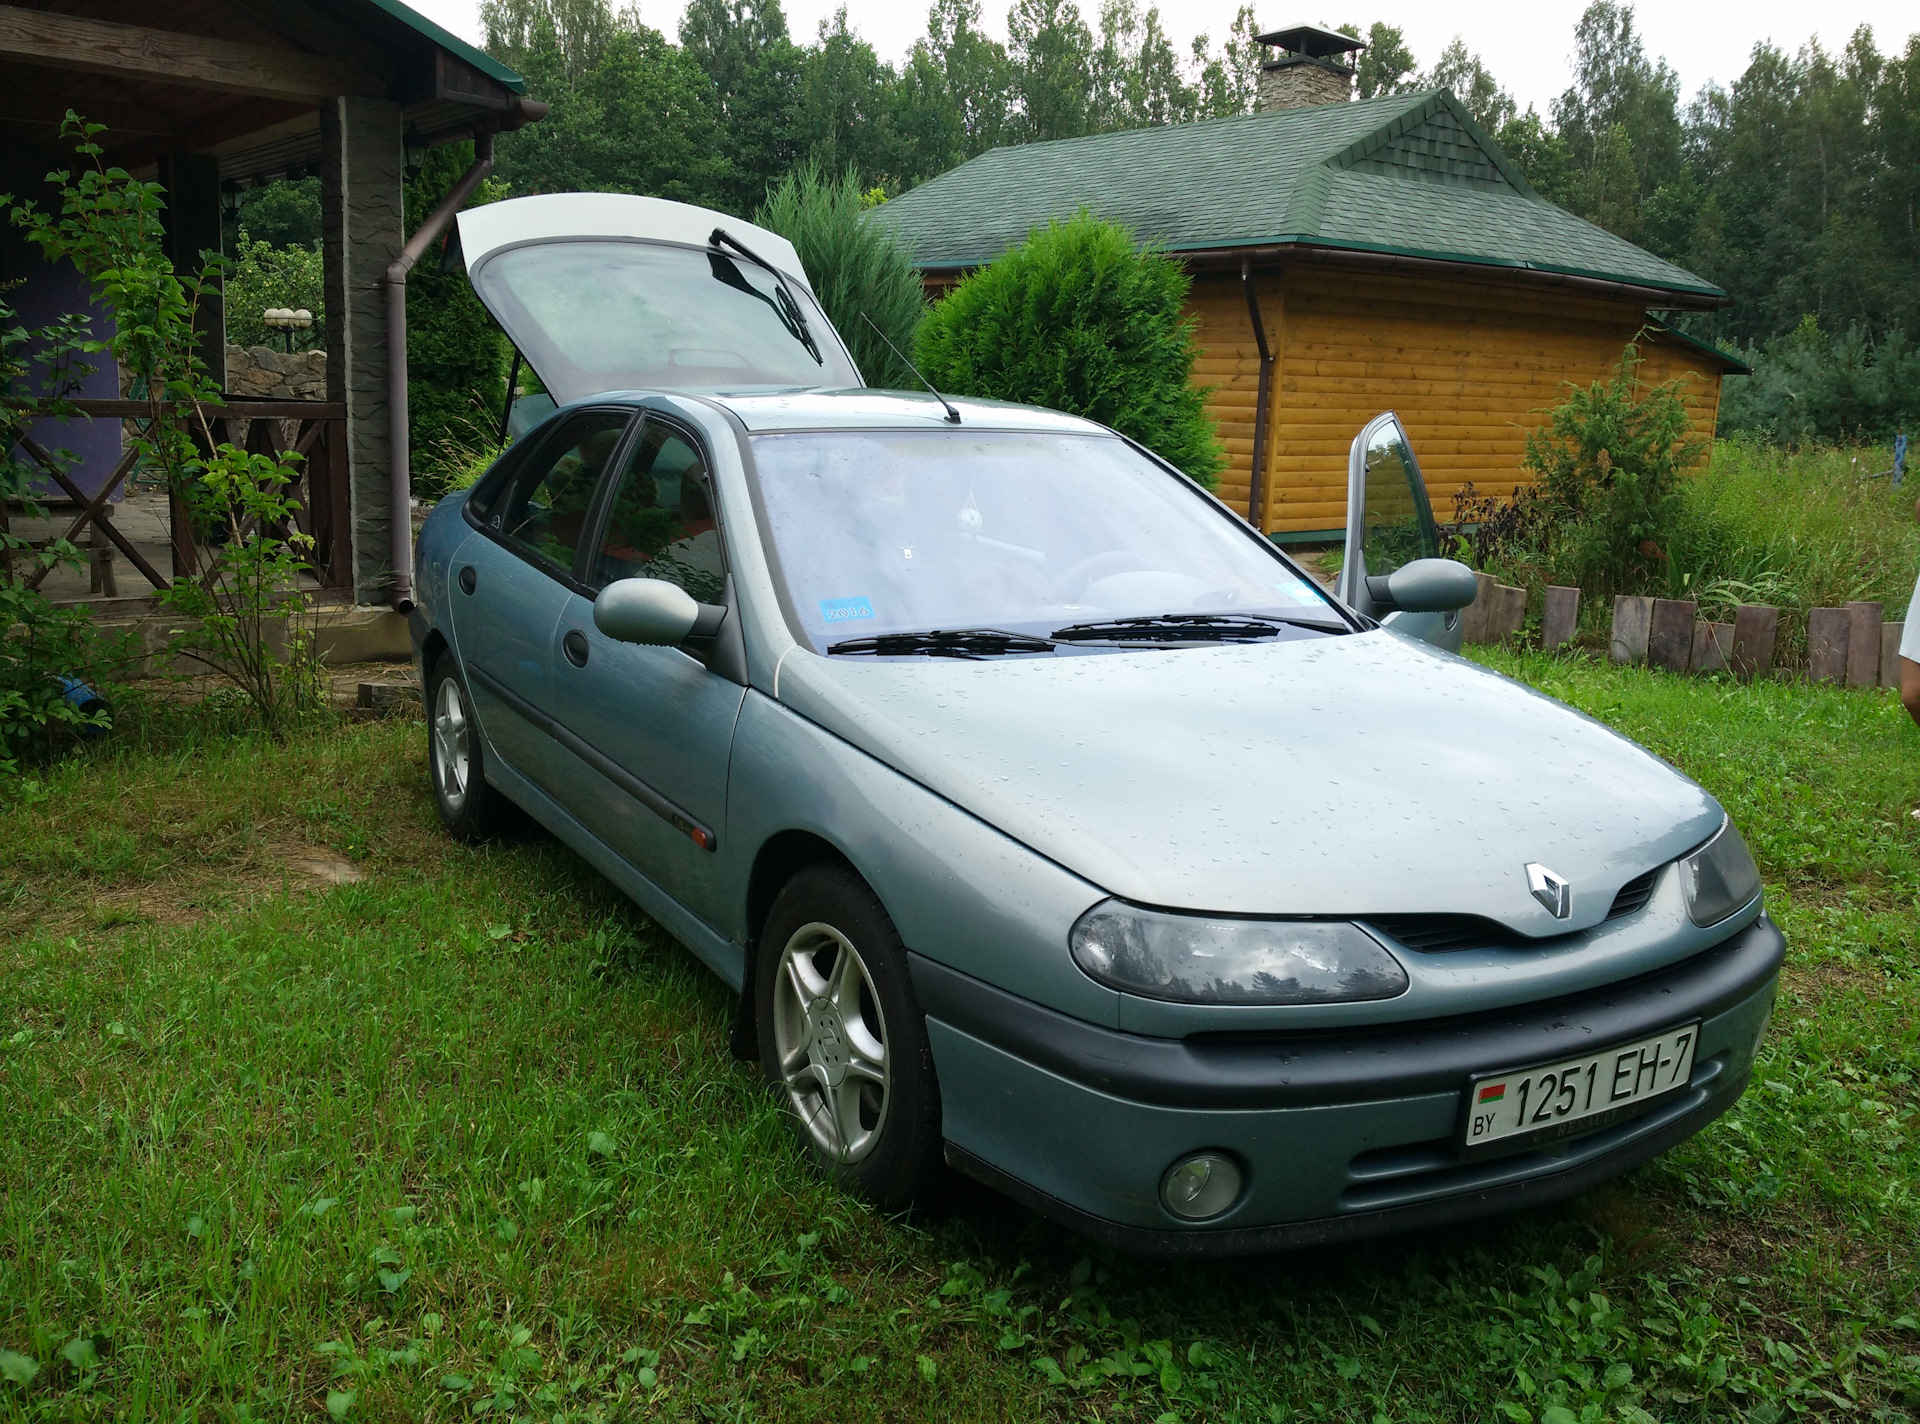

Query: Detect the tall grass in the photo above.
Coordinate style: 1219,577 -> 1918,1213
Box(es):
1664,437 -> 1919,667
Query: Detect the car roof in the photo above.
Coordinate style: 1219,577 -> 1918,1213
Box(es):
698,389 -> 1112,435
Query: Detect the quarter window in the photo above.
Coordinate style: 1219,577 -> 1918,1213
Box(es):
591,423 -> 725,604
490,410 -> 630,574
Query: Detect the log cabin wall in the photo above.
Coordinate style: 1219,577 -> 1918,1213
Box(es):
1187,263 -> 1729,535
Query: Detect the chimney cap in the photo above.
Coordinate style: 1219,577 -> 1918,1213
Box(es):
1254,23 -> 1366,59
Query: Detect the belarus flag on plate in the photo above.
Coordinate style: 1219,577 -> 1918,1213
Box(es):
1477,1082 -> 1507,1103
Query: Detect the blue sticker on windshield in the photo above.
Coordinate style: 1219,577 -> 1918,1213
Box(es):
1274,576 -> 1322,603
819,596 -> 875,624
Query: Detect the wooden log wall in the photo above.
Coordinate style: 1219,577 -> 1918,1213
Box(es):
1184,264 -> 1729,535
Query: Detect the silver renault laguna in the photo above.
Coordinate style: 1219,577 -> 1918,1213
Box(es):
410,193 -> 1781,1254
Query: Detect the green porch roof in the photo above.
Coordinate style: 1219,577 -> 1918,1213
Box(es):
874,91 -> 1723,305
369,0 -> 528,93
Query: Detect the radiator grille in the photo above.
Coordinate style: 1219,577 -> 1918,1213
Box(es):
1364,915 -> 1519,953
1607,868 -> 1659,919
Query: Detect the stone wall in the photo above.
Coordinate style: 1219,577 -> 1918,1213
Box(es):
226,344 -> 328,401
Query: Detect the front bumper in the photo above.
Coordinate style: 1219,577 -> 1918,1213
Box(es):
912,914 -> 1783,1256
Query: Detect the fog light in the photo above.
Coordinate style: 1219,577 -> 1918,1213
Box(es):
1160,1152 -> 1243,1221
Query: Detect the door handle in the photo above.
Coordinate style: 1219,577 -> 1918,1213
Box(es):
563,629 -> 590,668
458,565 -> 476,594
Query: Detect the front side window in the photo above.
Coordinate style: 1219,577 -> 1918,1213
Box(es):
491,410 -> 630,574
591,422 -> 725,604
750,430 -> 1342,653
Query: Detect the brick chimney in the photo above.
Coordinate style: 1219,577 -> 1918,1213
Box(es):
1255,24 -> 1364,111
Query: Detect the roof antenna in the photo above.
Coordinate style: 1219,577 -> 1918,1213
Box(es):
862,313 -> 961,424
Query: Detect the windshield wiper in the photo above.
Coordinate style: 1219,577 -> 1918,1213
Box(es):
709,228 -> 823,365
828,628 -> 1056,658
1050,613 -> 1337,643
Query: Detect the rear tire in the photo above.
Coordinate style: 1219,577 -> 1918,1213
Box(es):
755,863 -> 943,1212
426,655 -> 523,842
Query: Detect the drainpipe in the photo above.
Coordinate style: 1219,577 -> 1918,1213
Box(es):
384,131 -> 495,609
1241,257 -> 1274,532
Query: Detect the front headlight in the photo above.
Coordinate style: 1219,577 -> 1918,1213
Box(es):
1069,902 -> 1409,1005
1682,819 -> 1762,926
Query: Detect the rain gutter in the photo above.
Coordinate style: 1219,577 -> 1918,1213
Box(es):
1240,257 -> 1274,530
385,132 -> 493,608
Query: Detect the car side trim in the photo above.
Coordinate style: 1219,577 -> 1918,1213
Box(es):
466,664 -> 718,851
908,914 -> 1783,1111
943,1065 -> 1750,1258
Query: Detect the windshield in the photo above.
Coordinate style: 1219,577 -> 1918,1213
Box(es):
470,240 -> 864,405
751,431 -> 1343,654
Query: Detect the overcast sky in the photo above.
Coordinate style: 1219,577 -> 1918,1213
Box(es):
409,0 -> 1916,118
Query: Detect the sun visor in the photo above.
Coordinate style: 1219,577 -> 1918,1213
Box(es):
456,193 -> 817,296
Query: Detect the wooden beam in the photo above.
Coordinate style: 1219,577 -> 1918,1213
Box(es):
0,5 -> 382,102
227,0 -> 399,94
103,98 -> 313,172
0,84 -> 174,134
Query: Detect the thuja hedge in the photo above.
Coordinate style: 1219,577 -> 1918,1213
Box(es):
915,214 -> 1224,488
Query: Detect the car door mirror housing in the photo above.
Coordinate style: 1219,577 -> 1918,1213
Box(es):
594,577 -> 715,646
1365,558 -> 1479,614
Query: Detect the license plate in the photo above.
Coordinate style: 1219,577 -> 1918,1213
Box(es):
1462,1023 -> 1699,1153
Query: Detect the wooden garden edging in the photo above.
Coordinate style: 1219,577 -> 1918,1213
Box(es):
1456,579 -> 1905,689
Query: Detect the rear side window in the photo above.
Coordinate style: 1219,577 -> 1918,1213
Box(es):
589,422 -> 725,603
484,410 -> 630,575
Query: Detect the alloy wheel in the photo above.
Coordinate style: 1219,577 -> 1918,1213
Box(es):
432,674 -> 472,813
771,921 -> 891,1164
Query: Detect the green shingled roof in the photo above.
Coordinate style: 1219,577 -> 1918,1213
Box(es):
367,0 -> 528,94
874,91 -> 1722,303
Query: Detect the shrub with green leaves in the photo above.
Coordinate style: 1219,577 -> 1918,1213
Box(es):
1717,317 -> 1920,447
223,228 -> 324,350
756,162 -> 925,391
914,214 -> 1223,487
1517,339 -> 1706,593
406,144 -> 511,499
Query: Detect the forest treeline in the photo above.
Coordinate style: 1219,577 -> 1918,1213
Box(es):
479,0 -> 1920,360
226,0 -> 1919,444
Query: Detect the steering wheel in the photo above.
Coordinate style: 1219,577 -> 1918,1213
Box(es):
1056,549 -> 1154,601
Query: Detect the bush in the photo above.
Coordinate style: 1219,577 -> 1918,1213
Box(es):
223,227 -> 324,350
1514,340 -> 1706,593
757,161 -> 925,391
406,143 -> 511,498
1717,317 -> 1920,446
914,214 -> 1224,487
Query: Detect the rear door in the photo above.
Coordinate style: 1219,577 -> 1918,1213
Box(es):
450,407 -> 633,793
1336,412 -> 1460,651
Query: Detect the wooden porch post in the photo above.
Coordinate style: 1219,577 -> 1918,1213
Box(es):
320,93 -> 404,606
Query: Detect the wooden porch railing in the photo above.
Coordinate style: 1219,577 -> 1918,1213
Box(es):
5,399 -> 352,595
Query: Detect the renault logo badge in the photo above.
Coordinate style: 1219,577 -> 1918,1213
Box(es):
1526,863 -> 1572,918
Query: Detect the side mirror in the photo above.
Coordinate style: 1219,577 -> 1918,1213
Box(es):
594,577 -> 726,646
1365,558 -> 1478,614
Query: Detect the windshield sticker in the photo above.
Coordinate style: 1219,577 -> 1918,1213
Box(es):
819,596 -> 876,624
1274,576 -> 1323,603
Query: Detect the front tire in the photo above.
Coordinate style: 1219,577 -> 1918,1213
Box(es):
427,656 -> 522,842
756,863 -> 943,1212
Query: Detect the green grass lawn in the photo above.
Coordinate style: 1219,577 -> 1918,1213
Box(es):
2,654 -> 1918,1422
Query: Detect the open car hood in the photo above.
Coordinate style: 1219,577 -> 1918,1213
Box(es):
456,193 -> 862,405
